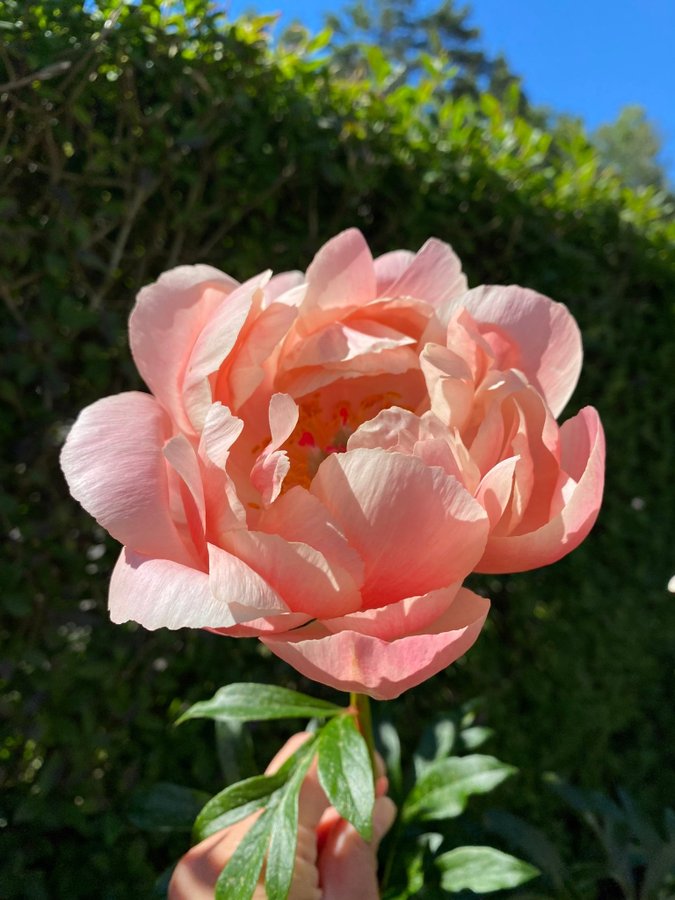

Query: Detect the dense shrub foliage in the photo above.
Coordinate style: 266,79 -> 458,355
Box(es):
1,1 -> 674,895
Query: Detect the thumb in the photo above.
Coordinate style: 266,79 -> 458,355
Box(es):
318,796 -> 396,900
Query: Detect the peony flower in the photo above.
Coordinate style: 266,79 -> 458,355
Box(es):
61,229 -> 604,699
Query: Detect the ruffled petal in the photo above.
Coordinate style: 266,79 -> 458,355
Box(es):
129,265 -> 238,432
222,529 -> 362,618
183,272 -> 271,431
373,249 -> 416,294
477,407 -> 605,572
60,392 -> 195,565
262,588 -> 490,699
386,238 -> 467,308
207,542 -> 291,622
300,229 -> 376,329
310,448 -> 488,607
453,285 -> 583,417
109,548 -> 227,629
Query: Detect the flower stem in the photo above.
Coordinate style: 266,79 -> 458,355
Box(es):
350,691 -> 376,783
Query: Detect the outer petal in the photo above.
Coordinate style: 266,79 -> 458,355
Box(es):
310,449 -> 488,607
322,583 -> 462,640
299,229 -> 376,329
262,588 -> 490,700
373,249 -> 416,295
60,392 -> 195,566
453,285 -> 583,417
222,530 -> 362,618
477,407 -> 605,573
183,272 -> 270,430
109,548 -> 229,629
129,265 -> 238,432
207,542 -> 291,623
385,238 -> 467,308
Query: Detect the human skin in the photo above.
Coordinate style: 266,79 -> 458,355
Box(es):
168,733 -> 396,900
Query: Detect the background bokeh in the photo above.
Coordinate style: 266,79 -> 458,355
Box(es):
1,1 -> 674,896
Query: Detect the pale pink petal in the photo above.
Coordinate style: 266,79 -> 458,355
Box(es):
60,392 -> 195,566
250,394 -> 299,505
385,238 -> 467,308
419,342 -> 475,430
219,300 -> 297,411
257,487 -> 365,588
477,407 -> 605,573
310,449 -> 488,608
322,582 -> 462,640
300,229 -> 376,327
373,249 -> 416,294
207,542 -> 291,623
282,321 -> 415,370
109,548 -> 230,629
222,529 -> 362,618
163,434 -> 207,563
453,285 -> 583,417
129,265 -> 238,433
197,403 -> 247,536
208,613 -> 311,638
183,272 -> 271,430
476,456 -> 519,529
263,588 -> 490,699
264,271 -> 306,307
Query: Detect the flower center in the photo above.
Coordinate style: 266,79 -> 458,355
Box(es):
283,389 -> 404,491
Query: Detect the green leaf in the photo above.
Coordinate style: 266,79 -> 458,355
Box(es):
459,726 -> 494,751
194,771 -> 283,841
176,683 -> 343,725
265,747 -> 316,900
402,755 -> 517,823
436,846 -> 540,893
128,782 -> 210,833
215,808 -> 273,900
318,714 -> 375,840
483,810 -> 567,888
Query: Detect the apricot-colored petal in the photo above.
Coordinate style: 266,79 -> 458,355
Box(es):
476,456 -> 519,529
322,582 -> 462,640
373,249 -> 416,294
477,407 -> 605,573
263,588 -> 490,699
183,271 -> 270,430
129,265 -> 238,433
222,529 -> 362,618
386,238 -> 467,307
456,285 -> 583,417
264,271 -> 305,307
310,449 -> 488,607
197,403 -> 247,535
300,229 -> 376,326
60,392 -> 195,566
109,548 -> 231,629
419,342 -> 475,430
207,542 -> 291,622
257,487 -> 365,588
283,321 -> 415,370
208,612 -> 311,638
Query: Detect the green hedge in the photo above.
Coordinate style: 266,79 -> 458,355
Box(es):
1,2 -> 674,895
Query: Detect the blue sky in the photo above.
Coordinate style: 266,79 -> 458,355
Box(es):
225,0 -> 675,180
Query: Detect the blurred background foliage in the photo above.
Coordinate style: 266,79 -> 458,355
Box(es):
0,0 -> 673,896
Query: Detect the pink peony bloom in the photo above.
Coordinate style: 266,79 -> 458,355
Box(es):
61,229 -> 604,699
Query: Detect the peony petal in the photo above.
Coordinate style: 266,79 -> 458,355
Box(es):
373,249 -> 416,294
322,582 -> 463,641
453,285 -> 583,417
263,588 -> 490,699
60,392 -> 195,565
222,529 -> 362,618
385,238 -> 467,308
109,548 -> 229,629
263,271 -> 306,308
282,321 -> 415,371
183,271 -> 271,430
476,456 -> 519,529
250,394 -> 299,505
207,542 -> 291,623
300,229 -> 376,328
310,449 -> 489,608
257,487 -> 365,588
419,342 -> 475,431
477,407 -> 605,573
129,265 -> 238,433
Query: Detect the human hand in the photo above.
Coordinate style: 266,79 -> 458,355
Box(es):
168,732 -> 396,900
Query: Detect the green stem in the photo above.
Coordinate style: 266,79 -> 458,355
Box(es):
350,691 -> 376,784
